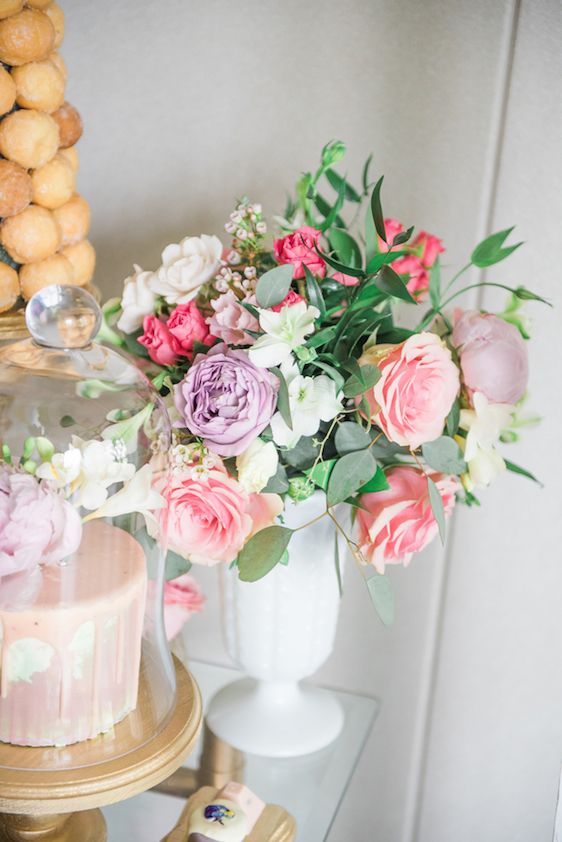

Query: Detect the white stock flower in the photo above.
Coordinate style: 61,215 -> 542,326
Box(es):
249,301 -> 319,368
236,438 -> 279,493
117,264 -> 157,333
460,392 -> 514,489
151,234 -> 223,305
270,360 -> 342,448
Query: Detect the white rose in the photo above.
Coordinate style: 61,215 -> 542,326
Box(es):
117,264 -> 157,333
236,439 -> 279,493
151,234 -> 223,305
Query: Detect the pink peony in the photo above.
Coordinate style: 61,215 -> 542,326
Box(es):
167,301 -> 215,359
452,310 -> 528,405
0,468 -> 82,578
207,291 -> 259,345
138,314 -> 181,366
270,290 -> 305,311
413,230 -> 444,267
359,333 -> 460,449
162,573 -> 205,640
357,467 -> 457,572
274,226 -> 326,279
391,254 -> 429,297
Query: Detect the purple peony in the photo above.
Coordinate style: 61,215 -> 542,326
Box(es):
174,344 -> 279,457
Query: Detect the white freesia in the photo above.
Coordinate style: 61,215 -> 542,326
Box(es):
249,301 -> 320,368
83,464 -> 164,533
116,264 -> 157,333
270,360 -> 342,448
236,438 -> 279,493
151,234 -> 223,305
36,446 -> 81,488
460,392 -> 514,489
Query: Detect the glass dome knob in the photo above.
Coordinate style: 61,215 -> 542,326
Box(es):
25,285 -> 102,349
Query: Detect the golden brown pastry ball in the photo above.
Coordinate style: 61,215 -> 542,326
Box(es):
0,261 -> 20,312
0,108 -> 59,169
44,1 -> 63,48
12,58 -> 65,112
0,8 -> 54,66
0,1 -> 23,21
61,239 -> 95,287
59,144 -> 78,171
31,152 -> 75,209
19,252 -> 74,299
48,50 -> 66,80
1,204 -> 60,263
0,159 -> 32,217
51,101 -> 82,148
25,0 -> 51,9
52,194 -> 90,246
0,65 -> 15,115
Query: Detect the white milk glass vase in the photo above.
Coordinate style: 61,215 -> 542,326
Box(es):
206,491 -> 346,758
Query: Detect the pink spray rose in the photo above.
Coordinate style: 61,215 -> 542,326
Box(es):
390,254 -> 429,297
378,220 -> 444,298
413,230 -> 444,267
270,290 -> 305,311
162,573 -> 205,640
452,310 -> 528,405
357,467 -> 457,572
138,314 -> 182,366
274,226 -> 326,279
359,333 -> 460,449
167,301 -> 215,359
332,271 -> 358,286
0,468 -> 82,578
207,291 -> 259,345
174,344 -> 279,457
378,218 -> 405,251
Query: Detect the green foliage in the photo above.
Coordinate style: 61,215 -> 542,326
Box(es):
446,399 -> 461,437
237,526 -> 294,582
305,458 -> 337,491
303,265 -> 326,316
471,227 -> 522,268
272,367 -> 293,430
327,449 -> 378,507
342,363 -> 381,398
329,228 -> 362,267
370,176 -> 386,242
427,477 -> 446,544
504,459 -> 543,486
422,436 -> 466,475
256,264 -> 294,308
334,422 -> 371,455
357,466 -> 389,493
374,265 -> 417,303
263,463 -> 290,493
366,573 -> 395,626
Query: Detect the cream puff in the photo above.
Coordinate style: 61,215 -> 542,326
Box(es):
0,159 -> 33,217
1,204 -> 60,263
0,108 -> 59,169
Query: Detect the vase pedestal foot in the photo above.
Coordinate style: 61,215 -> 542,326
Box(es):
206,678 -> 344,758
0,809 -> 106,842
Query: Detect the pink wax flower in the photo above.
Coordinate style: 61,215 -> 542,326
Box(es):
162,573 -> 205,640
0,468 -> 82,578
270,290 -> 305,311
167,301 -> 215,359
138,314 -> 181,366
274,226 -> 326,279
357,467 -> 458,572
174,344 -> 278,457
452,310 -> 528,405
207,290 -> 259,345
359,333 -> 460,449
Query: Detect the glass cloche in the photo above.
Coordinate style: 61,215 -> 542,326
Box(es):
0,285 -> 175,761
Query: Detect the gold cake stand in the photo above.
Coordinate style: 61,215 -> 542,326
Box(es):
0,656 -> 202,842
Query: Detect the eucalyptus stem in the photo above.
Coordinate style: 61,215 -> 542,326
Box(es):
327,508 -> 363,564
293,510 -> 329,532
304,413 -> 342,490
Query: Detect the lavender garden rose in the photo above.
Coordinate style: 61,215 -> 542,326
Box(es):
174,343 -> 279,457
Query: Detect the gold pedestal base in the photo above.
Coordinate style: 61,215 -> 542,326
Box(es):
0,809 -> 106,842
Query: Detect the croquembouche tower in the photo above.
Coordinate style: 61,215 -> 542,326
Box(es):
0,0 -> 95,335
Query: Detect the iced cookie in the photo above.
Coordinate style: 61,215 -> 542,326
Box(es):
1,204 -> 60,263
59,144 -> 78,171
48,50 -> 67,81
0,108 -> 59,169
12,58 -> 65,112
52,194 -> 90,245
19,252 -> 74,299
31,152 -> 75,209
0,65 -> 16,115
0,0 -> 23,21
51,101 -> 82,148
61,238 -> 95,286
0,8 -> 55,66
0,159 -> 33,217
0,261 -> 19,313
44,1 -> 63,49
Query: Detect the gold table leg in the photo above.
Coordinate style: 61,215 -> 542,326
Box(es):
0,810 -> 107,842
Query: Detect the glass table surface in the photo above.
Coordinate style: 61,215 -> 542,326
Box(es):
103,659 -> 378,841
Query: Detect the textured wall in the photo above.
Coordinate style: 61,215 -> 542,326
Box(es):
62,1 -> 562,839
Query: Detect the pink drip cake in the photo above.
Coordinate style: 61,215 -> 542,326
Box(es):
0,520 -> 147,747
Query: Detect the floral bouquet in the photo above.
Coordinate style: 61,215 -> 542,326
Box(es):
103,140 -> 545,622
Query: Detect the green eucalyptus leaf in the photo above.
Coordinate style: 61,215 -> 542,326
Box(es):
327,450 -> 378,507
504,459 -> 543,486
422,436 -> 466,475
366,573 -> 394,626
166,550 -> 192,579
256,264 -> 294,308
335,422 -> 371,455
370,176 -> 386,242
237,526 -> 294,582
342,364 -> 381,398
263,463 -> 289,493
446,399 -> 460,437
471,226 -> 523,268
283,436 -> 320,469
358,466 -> 389,493
427,477 -> 446,544
272,367 -> 293,430
374,265 -> 417,303
305,458 -> 337,491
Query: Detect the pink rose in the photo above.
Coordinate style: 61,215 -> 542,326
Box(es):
167,301 -> 215,359
359,333 -> 460,449
0,468 -> 82,578
207,291 -> 259,345
452,310 -> 528,405
357,467 -> 457,572
413,230 -> 444,267
162,573 -> 205,640
270,290 -> 305,311
391,254 -> 429,297
138,314 -> 181,366
246,492 -> 284,535
274,226 -> 326,279
332,271 -> 358,287
164,468 -> 253,565
378,218 -> 405,252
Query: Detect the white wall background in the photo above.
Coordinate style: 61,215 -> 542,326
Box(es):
63,1 -> 562,839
